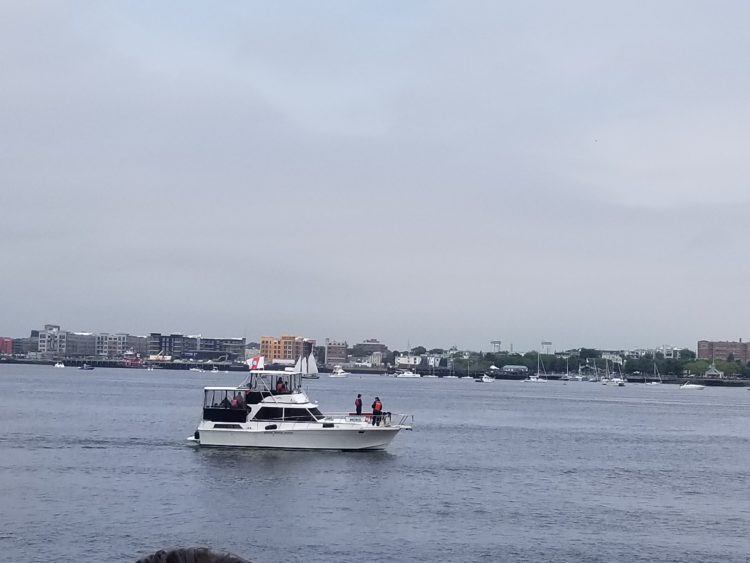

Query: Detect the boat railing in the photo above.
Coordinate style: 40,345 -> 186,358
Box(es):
321,412 -> 413,427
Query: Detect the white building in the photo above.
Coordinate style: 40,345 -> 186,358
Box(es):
395,354 -> 421,367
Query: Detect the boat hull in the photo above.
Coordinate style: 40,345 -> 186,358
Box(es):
195,423 -> 401,451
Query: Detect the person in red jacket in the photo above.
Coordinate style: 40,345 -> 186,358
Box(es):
371,396 -> 383,426
354,393 -> 363,415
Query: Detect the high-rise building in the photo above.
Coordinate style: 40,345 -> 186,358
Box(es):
0,337 -> 12,355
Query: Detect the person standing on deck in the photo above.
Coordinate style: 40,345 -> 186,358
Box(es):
371,396 -> 383,426
355,394 -> 363,415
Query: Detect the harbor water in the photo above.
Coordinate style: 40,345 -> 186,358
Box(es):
1,364 -> 750,562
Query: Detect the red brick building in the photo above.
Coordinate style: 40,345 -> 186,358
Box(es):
697,340 -> 749,363
0,337 -> 12,355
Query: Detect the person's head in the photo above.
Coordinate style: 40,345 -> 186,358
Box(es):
136,547 -> 250,563
357,394 -> 361,398
375,396 -> 380,401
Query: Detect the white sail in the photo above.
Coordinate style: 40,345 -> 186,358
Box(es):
307,353 -> 318,374
293,355 -> 303,373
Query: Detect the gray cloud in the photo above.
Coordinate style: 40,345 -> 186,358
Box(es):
1,1 -> 749,351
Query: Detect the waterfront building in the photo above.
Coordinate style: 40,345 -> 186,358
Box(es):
0,337 -> 12,355
260,335 -> 315,362
12,331 -> 38,356
148,333 -> 189,359
65,332 -> 96,357
352,338 -> 389,357
697,339 -> 749,363
395,354 -> 421,367
148,333 -> 246,361
37,324 -> 65,357
371,351 -> 384,366
96,334 -> 148,358
187,336 -> 246,361
324,339 -> 348,366
36,324 -> 95,358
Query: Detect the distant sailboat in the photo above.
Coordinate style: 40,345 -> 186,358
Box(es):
646,361 -> 662,385
294,353 -> 320,379
525,347 -> 547,382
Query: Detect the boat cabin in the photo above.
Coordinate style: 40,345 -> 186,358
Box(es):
201,370 -> 324,423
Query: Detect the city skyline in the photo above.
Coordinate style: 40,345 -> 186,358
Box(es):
0,320 -> 718,355
2,3 -> 749,352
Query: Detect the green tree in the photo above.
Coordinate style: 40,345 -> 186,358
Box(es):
679,348 -> 696,360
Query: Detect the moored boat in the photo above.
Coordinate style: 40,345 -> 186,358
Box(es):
189,370 -> 412,450
79,364 -> 94,371
395,370 -> 420,378
54,362 -> 65,368
524,374 -> 547,383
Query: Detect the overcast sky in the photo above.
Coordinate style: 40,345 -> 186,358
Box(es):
1,1 -> 749,352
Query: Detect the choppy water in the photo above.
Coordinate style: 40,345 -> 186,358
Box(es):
1,365 -> 750,562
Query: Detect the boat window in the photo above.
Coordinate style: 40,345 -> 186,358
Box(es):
204,390 -> 246,409
283,408 -> 317,422
308,408 -> 324,420
254,407 -> 283,420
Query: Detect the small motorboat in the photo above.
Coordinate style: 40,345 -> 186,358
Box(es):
53,362 -> 65,368
329,365 -> 350,378
79,364 -> 94,371
475,374 -> 494,383
680,382 -> 705,390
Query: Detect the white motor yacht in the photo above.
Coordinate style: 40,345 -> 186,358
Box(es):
395,370 -> 421,378
53,362 -> 65,368
680,381 -> 705,390
329,365 -> 349,378
189,370 -> 412,450
475,374 -> 494,383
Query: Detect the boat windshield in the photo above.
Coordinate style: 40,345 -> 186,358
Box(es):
204,389 -> 247,410
242,371 -> 301,394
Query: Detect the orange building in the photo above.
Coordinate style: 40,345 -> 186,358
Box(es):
260,335 -> 316,362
